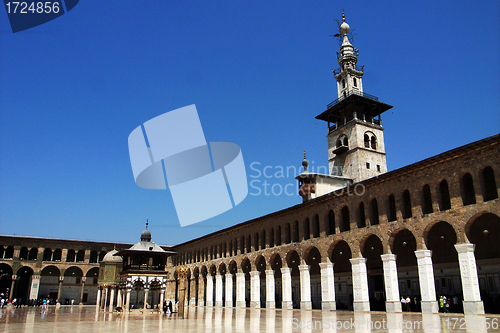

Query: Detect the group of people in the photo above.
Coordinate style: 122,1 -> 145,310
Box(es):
162,300 -> 174,314
0,298 -> 50,309
400,296 -> 418,312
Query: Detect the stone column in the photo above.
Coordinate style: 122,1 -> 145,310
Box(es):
198,276 -> 205,306
455,243 -> 485,314
235,272 -> 245,308
9,275 -> 17,301
350,257 -> 370,312
215,274 -> 223,307
298,264 -> 312,310
381,254 -> 402,313
319,262 -> 336,311
250,271 -> 260,308
265,270 -> 275,309
281,267 -> 293,309
160,289 -> 165,309
96,288 -> 101,309
103,287 -> 109,311
29,275 -> 41,300
206,275 -> 214,306
225,274 -> 233,307
79,277 -> 86,305
109,287 -> 115,310
415,250 -> 438,313
125,289 -> 131,311
116,287 -> 122,308
143,289 -> 149,310
190,276 -> 196,306
56,276 -> 64,308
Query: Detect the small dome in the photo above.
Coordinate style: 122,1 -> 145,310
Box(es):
102,249 -> 122,262
141,228 -> 151,242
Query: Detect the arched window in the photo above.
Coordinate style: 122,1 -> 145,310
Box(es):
402,190 -> 412,219
260,230 -> 266,250
328,210 -> 335,235
240,236 -> 245,254
462,173 -> 476,205
98,251 -> 106,261
4,246 -> 14,259
293,221 -> 299,242
342,79 -> 346,88
353,78 -> 357,87
388,194 -> 397,222
341,206 -> 350,232
371,136 -> 377,149
343,137 -> 348,146
254,233 -> 260,251
276,226 -> 282,245
358,202 -> 366,228
313,215 -> 320,238
43,248 -> 52,261
482,166 -> 498,201
371,199 -> 379,225
285,223 -> 291,244
52,249 -> 62,261
247,235 -> 251,253
422,184 -> 433,214
364,134 -> 370,148
28,247 -> 38,260
66,249 -> 75,262
269,228 -> 274,248
19,247 -> 28,260
303,218 -> 310,240
439,180 -> 451,211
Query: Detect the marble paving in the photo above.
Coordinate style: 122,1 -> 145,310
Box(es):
1,306 -> 499,332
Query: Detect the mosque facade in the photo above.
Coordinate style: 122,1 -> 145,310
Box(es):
0,14 -> 499,315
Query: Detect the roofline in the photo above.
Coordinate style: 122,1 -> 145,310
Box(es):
172,133 -> 500,249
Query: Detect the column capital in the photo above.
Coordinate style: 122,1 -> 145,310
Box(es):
319,262 -> 333,270
280,267 -> 291,274
414,249 -> 432,259
265,269 -> 274,276
381,253 -> 397,262
298,264 -> 310,271
454,243 -> 475,253
249,271 -> 260,277
58,276 -> 64,282
81,277 -> 86,283
225,273 -> 233,278
349,257 -> 366,265
235,272 -> 245,278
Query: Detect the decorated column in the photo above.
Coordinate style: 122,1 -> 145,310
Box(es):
298,264 -> 312,310
455,243 -> 485,314
350,257 -> 370,312
29,275 -> 41,301
415,250 -> 438,313
198,275 -> 205,306
225,274 -> 233,307
319,262 -> 336,311
235,272 -> 245,308
250,271 -> 260,308
281,267 -> 293,309
265,270 -> 275,309
215,274 -> 223,307
177,266 -> 189,318
206,274 -> 214,306
381,254 -> 402,312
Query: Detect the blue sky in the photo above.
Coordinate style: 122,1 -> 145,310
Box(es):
1,1 -> 499,245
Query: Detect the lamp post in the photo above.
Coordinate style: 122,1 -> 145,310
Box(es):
177,266 -> 189,319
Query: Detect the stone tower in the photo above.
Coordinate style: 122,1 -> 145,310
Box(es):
315,12 -> 393,183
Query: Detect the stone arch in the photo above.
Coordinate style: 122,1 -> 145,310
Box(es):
15,266 -> 33,301
0,263 -> 13,296
465,212 -> 500,260
19,247 -> 29,260
285,250 -> 300,276
360,234 -> 383,270
218,262 -> 227,275
4,246 -> 14,259
241,258 -> 251,273
228,261 -> 237,274
86,267 -> 99,284
303,246 -> 321,274
328,240 -> 352,274
389,228 -> 417,267
64,266 -> 83,282
28,247 -> 38,260
52,249 -> 62,261
269,253 -> 282,271
255,255 -> 266,271
424,221 -> 458,264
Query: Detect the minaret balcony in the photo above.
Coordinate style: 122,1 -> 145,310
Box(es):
333,145 -> 349,155
327,89 -> 379,109
299,183 -> 315,196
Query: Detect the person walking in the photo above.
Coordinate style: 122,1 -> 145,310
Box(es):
406,296 -> 411,312
439,296 -> 444,313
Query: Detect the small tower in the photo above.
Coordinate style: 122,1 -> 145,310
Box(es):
316,12 -> 393,183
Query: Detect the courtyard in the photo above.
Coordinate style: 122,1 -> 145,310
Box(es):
1,306 -> 499,332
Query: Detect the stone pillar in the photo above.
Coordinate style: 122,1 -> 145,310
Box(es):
79,277 -> 86,305
96,287 -> 101,309
56,276 -> 64,308
189,276 -> 196,306
250,271 -> 260,308
298,264 -> 312,310
198,276 -> 205,306
225,274 -> 233,307
281,267 -> 293,309
319,262 -> 336,311
9,275 -> 17,301
143,289 -> 149,310
235,272 -> 245,308
109,287 -> 115,310
215,274 -> 223,307
116,287 -> 122,308
29,275 -> 41,300
160,289 -> 165,309
125,289 -> 131,311
415,250 -> 438,313
206,275 -> 214,306
103,287 -> 109,311
455,243 -> 485,314
350,257 -> 370,312
381,254 -> 402,313
265,270 -> 275,309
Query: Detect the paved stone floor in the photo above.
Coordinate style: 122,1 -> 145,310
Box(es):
1,306 -> 500,332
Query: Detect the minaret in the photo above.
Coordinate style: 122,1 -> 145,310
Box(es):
316,12 -> 393,183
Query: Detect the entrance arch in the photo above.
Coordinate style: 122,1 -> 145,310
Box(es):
15,266 -> 34,303
361,234 -> 385,311
304,247 -> 321,309
329,240 -> 352,310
